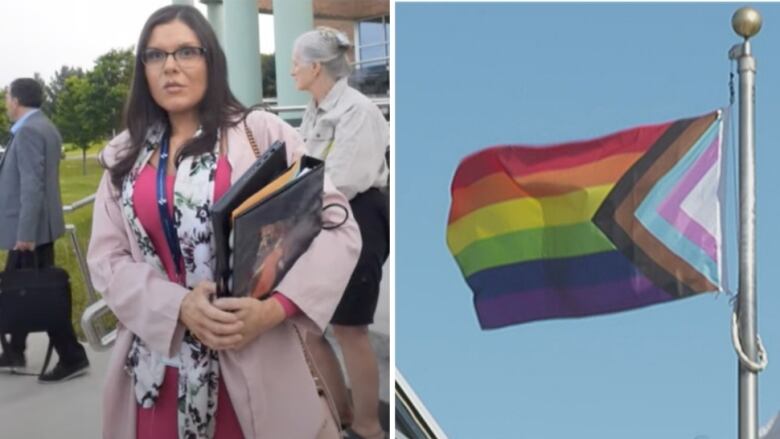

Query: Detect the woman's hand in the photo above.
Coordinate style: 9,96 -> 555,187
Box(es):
213,296 -> 286,349
179,281 -> 245,350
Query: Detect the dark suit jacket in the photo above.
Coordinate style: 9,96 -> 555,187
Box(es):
0,110 -> 66,249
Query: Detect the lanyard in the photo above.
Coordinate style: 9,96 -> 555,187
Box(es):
321,140 -> 335,161
157,133 -> 184,285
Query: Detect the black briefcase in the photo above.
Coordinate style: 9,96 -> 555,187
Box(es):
0,253 -> 71,334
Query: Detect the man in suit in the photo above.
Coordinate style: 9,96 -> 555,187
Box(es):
0,78 -> 89,382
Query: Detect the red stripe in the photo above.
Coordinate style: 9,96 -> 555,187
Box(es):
451,120 -> 673,191
448,152 -> 641,223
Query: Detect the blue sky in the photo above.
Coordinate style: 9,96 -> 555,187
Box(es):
395,3 -> 780,438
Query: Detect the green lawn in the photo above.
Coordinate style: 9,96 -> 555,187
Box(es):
63,139 -> 105,159
0,157 -> 106,339
58,158 -> 106,338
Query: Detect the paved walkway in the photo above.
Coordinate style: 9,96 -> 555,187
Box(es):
0,333 -> 389,438
0,334 -> 107,438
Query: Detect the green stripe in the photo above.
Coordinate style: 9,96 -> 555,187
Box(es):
455,221 -> 616,277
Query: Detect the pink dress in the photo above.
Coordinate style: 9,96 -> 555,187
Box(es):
132,156 -> 244,439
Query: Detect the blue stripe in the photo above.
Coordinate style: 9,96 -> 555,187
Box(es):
466,250 -> 643,299
635,120 -> 720,285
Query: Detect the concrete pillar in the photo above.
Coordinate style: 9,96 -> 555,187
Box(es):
221,0 -> 263,106
202,1 -> 224,45
273,0 -> 314,121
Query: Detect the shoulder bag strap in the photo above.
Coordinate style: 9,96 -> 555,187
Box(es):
292,323 -> 342,432
243,117 -> 261,158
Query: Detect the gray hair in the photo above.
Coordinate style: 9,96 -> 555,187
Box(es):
293,27 -> 352,80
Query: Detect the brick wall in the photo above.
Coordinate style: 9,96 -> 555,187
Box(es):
255,0 -> 388,61
258,0 -> 388,20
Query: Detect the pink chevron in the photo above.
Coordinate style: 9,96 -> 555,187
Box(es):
656,134 -> 720,261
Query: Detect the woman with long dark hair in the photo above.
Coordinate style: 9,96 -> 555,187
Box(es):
87,6 -> 360,439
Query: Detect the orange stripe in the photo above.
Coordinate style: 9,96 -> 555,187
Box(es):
449,152 -> 642,223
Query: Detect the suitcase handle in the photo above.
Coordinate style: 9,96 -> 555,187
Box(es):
5,250 -> 41,271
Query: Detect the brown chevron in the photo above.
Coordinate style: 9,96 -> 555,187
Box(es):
593,111 -> 719,298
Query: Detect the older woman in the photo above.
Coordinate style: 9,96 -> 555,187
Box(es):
87,6 -> 360,439
292,27 -> 390,439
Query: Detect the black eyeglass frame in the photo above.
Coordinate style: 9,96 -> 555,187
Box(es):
141,47 -> 207,66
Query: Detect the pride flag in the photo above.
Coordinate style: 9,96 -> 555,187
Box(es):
446,111 -> 726,329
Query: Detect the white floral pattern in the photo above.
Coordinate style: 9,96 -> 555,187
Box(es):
120,124 -> 222,439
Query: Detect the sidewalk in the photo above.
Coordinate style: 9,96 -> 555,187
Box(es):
0,333 -> 107,438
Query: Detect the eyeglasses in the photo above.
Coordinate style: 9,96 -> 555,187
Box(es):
141,46 -> 206,68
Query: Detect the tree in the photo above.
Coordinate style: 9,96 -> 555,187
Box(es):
262,53 -> 276,98
54,76 -> 96,175
47,66 -> 85,118
86,48 -> 134,138
46,48 -> 133,174
31,72 -> 52,116
0,89 -> 10,144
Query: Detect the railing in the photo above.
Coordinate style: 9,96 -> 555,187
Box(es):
266,98 -> 389,115
63,195 -> 98,303
266,99 -> 390,124
353,56 -> 390,67
63,194 -> 96,214
81,298 -> 116,351
63,194 -> 117,351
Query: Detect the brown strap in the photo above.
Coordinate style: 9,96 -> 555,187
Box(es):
243,117 -> 261,158
292,324 -> 342,432
219,130 -> 228,156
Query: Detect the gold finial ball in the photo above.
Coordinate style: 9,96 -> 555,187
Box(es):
732,7 -> 762,39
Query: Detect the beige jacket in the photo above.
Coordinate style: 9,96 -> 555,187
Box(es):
87,110 -> 361,439
299,78 -> 389,200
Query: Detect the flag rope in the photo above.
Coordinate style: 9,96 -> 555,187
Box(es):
731,310 -> 768,372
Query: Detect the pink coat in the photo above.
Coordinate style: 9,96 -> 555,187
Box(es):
87,111 -> 361,439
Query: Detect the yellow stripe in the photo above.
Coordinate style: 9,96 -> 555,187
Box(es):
447,183 -> 615,255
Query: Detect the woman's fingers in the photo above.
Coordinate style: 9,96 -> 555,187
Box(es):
183,283 -> 277,350
202,318 -> 244,336
197,331 -> 243,351
193,280 -> 217,296
213,297 -> 246,312
199,299 -> 241,324
188,283 -> 240,324
214,298 -> 254,320
181,284 -> 246,348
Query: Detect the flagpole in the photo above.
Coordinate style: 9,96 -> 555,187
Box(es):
731,7 -> 762,439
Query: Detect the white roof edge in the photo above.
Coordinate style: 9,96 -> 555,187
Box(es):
760,411 -> 780,439
396,370 -> 448,439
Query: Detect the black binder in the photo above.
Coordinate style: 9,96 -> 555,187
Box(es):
211,141 -> 325,297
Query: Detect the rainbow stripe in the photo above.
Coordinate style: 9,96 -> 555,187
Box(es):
447,111 -> 725,329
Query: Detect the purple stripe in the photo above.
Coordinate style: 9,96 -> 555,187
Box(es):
474,276 -> 674,329
657,134 -> 719,260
